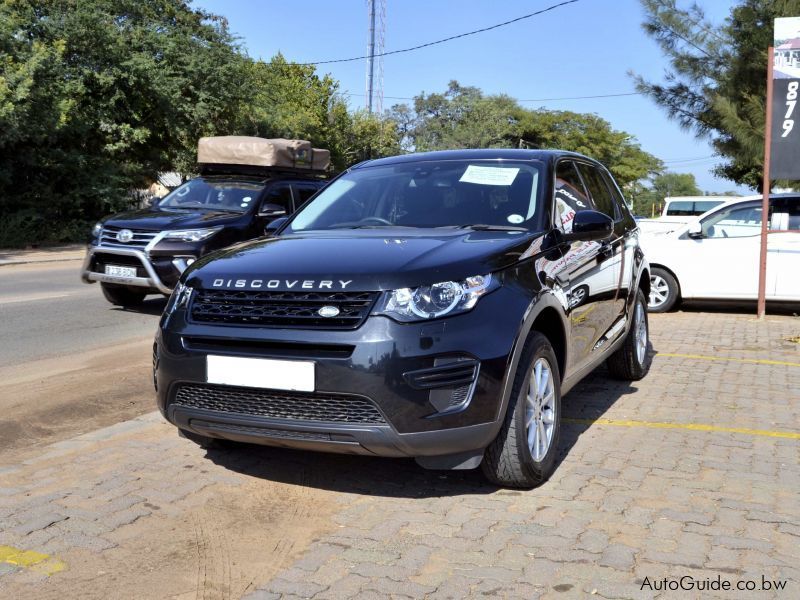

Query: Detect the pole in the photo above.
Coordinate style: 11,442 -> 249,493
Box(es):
757,47 -> 774,319
366,0 -> 376,114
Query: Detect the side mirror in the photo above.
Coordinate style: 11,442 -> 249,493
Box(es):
562,210 -> 614,242
264,216 -> 288,236
687,221 -> 703,238
147,196 -> 162,207
259,203 -> 287,218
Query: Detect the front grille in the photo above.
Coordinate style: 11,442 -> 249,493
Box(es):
173,384 -> 386,424
189,289 -> 380,329
99,226 -> 159,250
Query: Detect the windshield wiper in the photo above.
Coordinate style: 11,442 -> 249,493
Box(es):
163,205 -> 241,212
328,223 -> 415,229
456,224 -> 530,232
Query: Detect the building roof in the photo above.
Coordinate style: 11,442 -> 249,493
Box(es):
777,37 -> 800,50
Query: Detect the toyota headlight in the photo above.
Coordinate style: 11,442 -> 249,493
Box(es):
377,274 -> 498,322
162,227 -> 221,243
91,222 -> 103,237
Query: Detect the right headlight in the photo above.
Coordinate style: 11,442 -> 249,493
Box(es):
376,274 -> 498,322
91,222 -> 103,237
163,281 -> 193,317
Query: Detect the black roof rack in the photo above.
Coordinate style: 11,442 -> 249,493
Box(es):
198,162 -> 329,179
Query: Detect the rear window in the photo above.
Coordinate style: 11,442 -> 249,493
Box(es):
665,200 -> 724,216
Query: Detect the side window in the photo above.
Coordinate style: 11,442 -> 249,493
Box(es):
576,163 -> 617,219
701,204 -> 762,238
292,185 -> 320,209
260,183 -> 293,214
665,201 -> 695,216
600,170 -> 630,223
554,160 -> 594,233
770,198 -> 800,230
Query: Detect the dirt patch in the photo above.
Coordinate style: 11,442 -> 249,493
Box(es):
4,480 -> 339,600
0,336 -> 154,462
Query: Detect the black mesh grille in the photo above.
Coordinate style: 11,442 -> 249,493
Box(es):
189,289 -> 379,329
173,384 -> 386,424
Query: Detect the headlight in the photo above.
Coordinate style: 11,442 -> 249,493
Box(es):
377,274 -> 498,322
162,227 -> 221,243
163,281 -> 193,316
92,222 -> 102,237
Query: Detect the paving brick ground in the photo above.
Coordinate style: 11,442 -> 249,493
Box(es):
1,311 -> 798,599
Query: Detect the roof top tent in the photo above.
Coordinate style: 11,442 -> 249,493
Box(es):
197,136 -> 331,179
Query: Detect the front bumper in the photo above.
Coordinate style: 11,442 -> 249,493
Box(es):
155,286 -> 530,463
81,240 -> 200,294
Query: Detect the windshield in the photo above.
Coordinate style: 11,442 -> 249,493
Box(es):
287,160 -> 544,232
158,178 -> 265,212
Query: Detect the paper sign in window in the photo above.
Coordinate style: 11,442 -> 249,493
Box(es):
459,165 -> 519,186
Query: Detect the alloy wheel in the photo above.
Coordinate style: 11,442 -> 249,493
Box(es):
634,301 -> 647,365
525,357 -> 556,462
649,275 -> 669,309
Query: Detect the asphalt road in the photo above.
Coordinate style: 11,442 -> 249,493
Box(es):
0,258 -> 165,456
0,259 -> 165,367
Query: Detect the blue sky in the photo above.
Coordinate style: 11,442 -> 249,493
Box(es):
195,0 -> 749,193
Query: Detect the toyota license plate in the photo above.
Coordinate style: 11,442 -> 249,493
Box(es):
104,265 -> 137,278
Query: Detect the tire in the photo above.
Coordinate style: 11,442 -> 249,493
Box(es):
606,289 -> 652,381
178,428 -> 228,450
101,283 -> 147,307
482,332 -> 561,489
647,267 -> 679,313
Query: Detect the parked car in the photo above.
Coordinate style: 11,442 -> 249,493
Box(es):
661,196 -> 728,217
642,194 -> 800,312
636,196 -> 733,235
81,137 -> 329,306
154,149 -> 652,488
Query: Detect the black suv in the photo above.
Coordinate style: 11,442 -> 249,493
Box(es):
155,150 -> 651,488
81,171 -> 326,305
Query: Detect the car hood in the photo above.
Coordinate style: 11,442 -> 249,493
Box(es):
102,207 -> 243,230
185,229 -> 542,292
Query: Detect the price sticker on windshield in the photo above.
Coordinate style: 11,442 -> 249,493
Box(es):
459,165 -> 519,186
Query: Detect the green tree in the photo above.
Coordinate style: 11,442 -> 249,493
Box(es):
0,0 -> 248,246
391,81 -> 661,188
242,55 -> 399,170
634,0 -> 800,190
632,171 -> 703,215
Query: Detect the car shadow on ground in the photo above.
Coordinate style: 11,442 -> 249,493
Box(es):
110,296 -> 167,316
203,353 -> 649,498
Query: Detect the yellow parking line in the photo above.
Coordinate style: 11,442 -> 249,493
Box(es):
0,545 -> 65,575
657,352 -> 800,368
563,417 -> 800,440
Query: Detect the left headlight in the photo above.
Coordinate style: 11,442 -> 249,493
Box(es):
91,222 -> 103,237
162,227 -> 222,243
163,281 -> 193,316
376,274 -> 498,322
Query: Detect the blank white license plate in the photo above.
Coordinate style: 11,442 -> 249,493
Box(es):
104,265 -> 137,277
206,355 -> 315,392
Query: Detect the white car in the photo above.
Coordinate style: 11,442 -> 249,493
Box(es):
636,196 -> 731,235
640,195 -> 800,312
